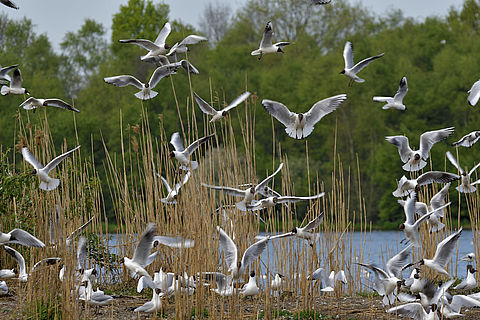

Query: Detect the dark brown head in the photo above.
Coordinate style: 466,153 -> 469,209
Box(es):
91,269 -> 98,276
145,83 -> 149,88
476,131 -> 480,137
155,288 -> 162,295
173,194 -> 178,200
398,223 -> 405,231
222,111 -> 227,117
298,113 -> 304,121
291,227 -> 297,234
272,197 -> 278,204
431,304 -> 437,312
119,257 -> 125,264
169,151 -> 175,158
418,259 -> 424,266
414,273 -> 420,279
340,69 -> 345,74
278,273 -> 283,278
414,154 -> 421,161
25,89 -> 30,95
31,169 -> 37,175
164,43 -> 170,50
249,187 -> 255,195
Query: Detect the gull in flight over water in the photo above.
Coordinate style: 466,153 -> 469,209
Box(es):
194,91 -> 251,122
392,171 -> 459,198
340,41 -> 384,85
262,94 -> 347,139
251,21 -> 291,60
120,223 -> 156,280
373,76 -> 408,111
22,145 -> 80,191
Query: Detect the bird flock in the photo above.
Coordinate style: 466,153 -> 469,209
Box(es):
1,0 -> 480,319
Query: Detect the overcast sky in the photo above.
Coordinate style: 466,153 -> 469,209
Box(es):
0,0 -> 465,51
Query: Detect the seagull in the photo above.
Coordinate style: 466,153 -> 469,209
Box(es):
203,272 -> 234,296
240,271 -> 260,297
81,279 -> 114,306
373,76 -> 408,110
152,235 -> 194,248
0,227 -> 45,247
194,91 -> 251,122
167,35 -> 208,58
216,226 -> 269,280
19,97 -> 79,113
452,131 -> 480,148
119,22 -> 171,61
417,227 -> 463,277
311,268 -> 347,292
256,213 -> 325,243
169,132 -> 214,171
0,269 -> 15,279
357,245 -> 412,305
461,253 -> 475,262
398,191 -> 450,247
468,79 -> 480,106
251,21 -> 291,60
454,265 -> 477,290
22,145 -> 80,191
202,163 -> 283,211
246,192 -> 325,211
139,53 -> 200,74
387,303 -> 438,320
398,183 -> 451,233
438,294 -> 480,318
104,65 -> 177,100
156,171 -> 191,204
120,223 -> 156,280
340,41 -> 384,85
446,151 -> 480,193
134,288 -> 162,313
0,281 -> 7,295
0,0 -> 18,10
262,94 -> 347,139
392,171 -> 459,198
3,246 -> 28,282
386,127 -> 455,172
0,63 -> 18,81
1,68 -> 29,95
270,273 -> 283,291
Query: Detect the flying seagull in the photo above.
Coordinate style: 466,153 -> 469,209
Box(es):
167,35 -> 208,58
19,97 -> 79,113
194,91 -> 251,122
1,69 -> 29,95
373,76 -> 408,111
3,246 -> 29,282
202,163 -> 283,211
22,145 -> 80,191
119,22 -> 172,62
386,127 -> 455,172
392,171 -> 459,197
155,171 -> 191,204
169,132 -> 214,171
262,94 -> 347,139
246,192 -> 325,211
104,65 -> 177,100
251,21 -> 291,60
120,223 -> 156,280
340,41 -> 384,85
446,151 -> 480,193
452,131 -> 480,148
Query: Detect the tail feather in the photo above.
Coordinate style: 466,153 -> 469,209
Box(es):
251,49 -> 261,56
135,90 -> 158,100
429,221 -> 445,233
40,178 -> 60,191
456,185 -> 476,193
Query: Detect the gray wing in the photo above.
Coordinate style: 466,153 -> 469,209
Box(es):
356,263 -> 390,279
44,99 -> 80,113
302,212 -> 325,232
0,64 -> 18,81
4,246 -> 25,276
32,257 -> 61,272
447,150 -> 464,174
419,127 -> 455,159
311,0 -> 332,4
259,21 -> 273,48
76,236 -> 87,270
10,68 -> 22,88
223,92 -> 251,112
134,300 -> 155,312
386,303 -> 426,320
385,136 -> 413,163
255,163 -> 284,193
66,216 -> 94,245
180,35 -> 207,45
393,77 -> 408,103
304,94 -> 347,127
276,192 -> 325,204
154,22 -> 171,45
170,132 -> 185,152
430,182 -> 450,212
104,75 -> 143,90
240,237 -> 269,273
431,279 -> 455,305
22,147 -> 43,170
403,193 -> 417,225
449,295 -> 480,313
262,99 -> 296,127
469,162 -> 480,177
118,39 -> 159,51
8,228 -> 45,247
194,92 -> 217,115
186,134 -> 214,156
386,245 -> 411,278
201,183 -> 245,197
203,272 -> 228,290
468,79 -> 480,106
351,53 -> 384,74
159,174 -> 172,193
216,226 -> 237,271
179,60 -> 199,74
153,236 -> 194,248
19,97 -> 40,110
417,171 -> 459,186
132,223 -> 156,266
172,171 -> 191,193
343,41 -> 354,69
310,267 -> 326,281
148,65 -> 177,89
432,228 -> 462,267
43,145 -> 80,174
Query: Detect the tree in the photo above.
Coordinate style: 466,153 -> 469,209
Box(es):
199,1 -> 232,43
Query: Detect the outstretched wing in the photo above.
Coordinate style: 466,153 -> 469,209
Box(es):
43,145 -> 81,174
417,171 -> 459,186
302,212 -> 325,232
186,134 -> 214,156
118,39 -> 159,51
419,127 -> 454,159
22,147 -> 43,170
260,21 -> 273,48
154,22 -> 171,45
343,41 -> 354,69
386,245 -> 411,278
385,136 -> 412,163
132,223 -> 156,267
217,226 -> 237,271
304,94 -> 347,127
468,79 -> 480,106
44,99 -> 80,113
276,192 -> 325,204
104,75 -> 143,90
148,65 -> 177,89
240,237 -> 269,273
262,99 -> 296,127
223,92 -> 251,112
170,132 -> 185,152
393,76 -> 408,103
446,150 -> 463,174
351,53 -> 384,74
255,163 -> 284,193
194,92 -> 217,115
201,183 -> 245,197
432,228 -> 462,267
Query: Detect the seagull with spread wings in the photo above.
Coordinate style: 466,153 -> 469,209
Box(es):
246,192 -> 325,211
120,223 -> 156,280
202,163 -> 283,211
373,76 -> 408,111
386,127 -> 455,172
155,171 -> 191,204
340,41 -> 384,85
452,130 -> 480,148
251,21 -> 291,60
392,171 -> 459,198
19,97 -> 79,113
119,22 -> 172,62
194,91 -> 251,122
169,132 -> 214,171
1,68 -> 29,95
446,151 -> 480,193
262,94 -> 347,139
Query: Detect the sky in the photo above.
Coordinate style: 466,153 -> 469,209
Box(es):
0,0 -> 465,51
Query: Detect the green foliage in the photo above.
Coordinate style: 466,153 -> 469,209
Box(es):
23,297 -> 61,320
190,307 -> 209,319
